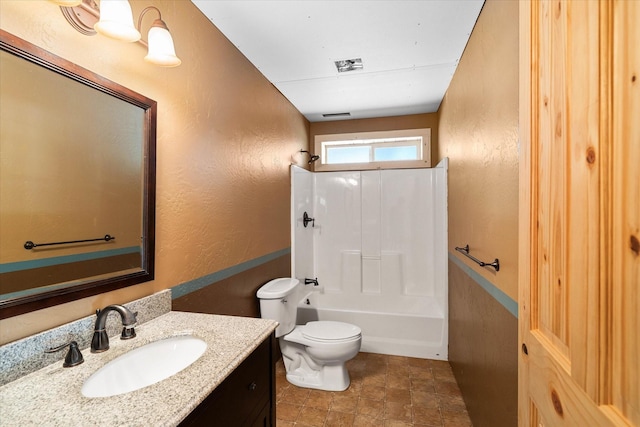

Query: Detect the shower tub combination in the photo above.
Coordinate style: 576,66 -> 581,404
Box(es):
297,291 -> 446,359
291,159 -> 448,360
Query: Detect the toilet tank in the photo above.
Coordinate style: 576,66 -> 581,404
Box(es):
256,278 -> 300,337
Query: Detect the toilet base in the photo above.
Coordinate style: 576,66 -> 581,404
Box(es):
286,363 -> 351,391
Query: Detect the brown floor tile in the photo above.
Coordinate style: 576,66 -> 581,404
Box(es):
432,367 -> 456,383
357,398 -> 385,418
361,384 -> 386,401
388,364 -> 411,376
437,393 -> 467,411
386,387 -> 412,404
306,390 -> 333,410
366,352 -> 389,362
408,357 -> 431,368
347,358 -> 368,372
297,406 -> 328,427
412,390 -> 439,409
428,360 -> 451,369
413,406 -> 443,426
384,401 -> 413,423
281,385 -> 311,405
331,393 -> 359,413
409,366 -> 434,380
411,378 -> 436,394
363,373 -> 388,387
275,353 -> 472,427
277,402 -> 302,422
385,420 -> 414,427
442,411 -> 473,427
387,355 -> 410,366
354,414 -> 385,426
434,381 -> 463,398
325,410 -> 355,426
344,380 -> 363,395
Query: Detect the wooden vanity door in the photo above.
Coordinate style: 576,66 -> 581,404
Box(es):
519,1 -> 639,426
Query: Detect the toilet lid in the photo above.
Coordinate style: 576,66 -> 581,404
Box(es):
256,278 -> 300,299
302,321 -> 361,341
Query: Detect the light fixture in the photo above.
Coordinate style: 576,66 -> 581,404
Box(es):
138,7 -> 181,67
50,0 -> 82,6
94,0 -> 140,42
51,0 -> 181,67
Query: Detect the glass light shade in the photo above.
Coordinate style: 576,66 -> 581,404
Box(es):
94,0 -> 141,42
50,0 -> 83,6
144,23 -> 181,67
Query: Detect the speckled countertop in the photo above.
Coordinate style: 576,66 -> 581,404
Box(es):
0,311 -> 278,427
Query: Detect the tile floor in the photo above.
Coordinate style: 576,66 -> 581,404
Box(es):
275,352 -> 473,427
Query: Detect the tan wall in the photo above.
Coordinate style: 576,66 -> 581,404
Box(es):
0,0 -> 309,344
438,1 -> 519,424
438,0 -> 519,300
309,113 -> 439,164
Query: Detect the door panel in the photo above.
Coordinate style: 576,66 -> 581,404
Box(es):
519,1 -> 638,425
612,1 -> 640,424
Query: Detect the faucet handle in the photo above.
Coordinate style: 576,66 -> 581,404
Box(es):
45,340 -> 84,367
121,325 -> 136,340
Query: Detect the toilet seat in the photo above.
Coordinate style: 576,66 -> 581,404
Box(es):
301,321 -> 361,343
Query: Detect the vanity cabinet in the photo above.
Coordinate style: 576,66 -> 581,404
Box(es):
179,334 -> 276,427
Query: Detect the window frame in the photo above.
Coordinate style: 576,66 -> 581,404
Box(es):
313,128 -> 431,172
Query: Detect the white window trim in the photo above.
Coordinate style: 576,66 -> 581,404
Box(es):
313,128 -> 431,172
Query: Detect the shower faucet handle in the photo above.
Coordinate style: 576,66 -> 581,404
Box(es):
303,212 -> 315,228
305,278 -> 319,287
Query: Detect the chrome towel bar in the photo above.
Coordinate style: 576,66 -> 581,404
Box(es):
455,244 -> 500,272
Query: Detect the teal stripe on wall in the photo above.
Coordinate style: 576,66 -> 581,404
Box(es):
171,248 -> 291,299
449,252 -> 518,318
0,246 -> 141,273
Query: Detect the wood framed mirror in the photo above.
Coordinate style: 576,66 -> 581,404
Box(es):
0,29 -> 156,319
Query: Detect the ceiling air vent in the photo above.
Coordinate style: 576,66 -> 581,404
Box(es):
322,112 -> 351,118
334,58 -> 363,73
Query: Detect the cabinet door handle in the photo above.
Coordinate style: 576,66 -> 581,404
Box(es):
248,382 -> 257,391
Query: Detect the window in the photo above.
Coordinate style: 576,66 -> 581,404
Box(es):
314,128 -> 431,171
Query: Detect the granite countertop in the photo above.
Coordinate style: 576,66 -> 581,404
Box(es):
0,311 -> 278,426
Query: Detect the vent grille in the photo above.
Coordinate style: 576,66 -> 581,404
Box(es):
322,112 -> 352,118
334,58 -> 363,73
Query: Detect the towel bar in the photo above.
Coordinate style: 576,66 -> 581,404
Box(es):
455,244 -> 500,272
24,234 -> 115,250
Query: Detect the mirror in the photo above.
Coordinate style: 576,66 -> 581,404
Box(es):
0,30 -> 156,319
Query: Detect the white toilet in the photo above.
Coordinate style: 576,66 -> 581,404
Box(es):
257,278 -> 362,391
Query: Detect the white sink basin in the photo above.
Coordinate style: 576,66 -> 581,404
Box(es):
82,335 -> 207,398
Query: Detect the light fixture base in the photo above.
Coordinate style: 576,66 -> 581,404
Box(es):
60,0 -> 99,36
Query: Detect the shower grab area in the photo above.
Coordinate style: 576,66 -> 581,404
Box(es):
291,159 -> 448,360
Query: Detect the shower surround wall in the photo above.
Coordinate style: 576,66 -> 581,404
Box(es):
292,160 -> 448,359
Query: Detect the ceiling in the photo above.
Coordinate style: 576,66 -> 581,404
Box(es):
191,1 -> 484,122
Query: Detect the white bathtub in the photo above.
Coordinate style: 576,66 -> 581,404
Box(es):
296,291 -> 447,360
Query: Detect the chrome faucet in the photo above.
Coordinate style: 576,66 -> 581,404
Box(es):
91,304 -> 137,353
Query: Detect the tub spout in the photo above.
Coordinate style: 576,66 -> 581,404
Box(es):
304,278 -> 319,287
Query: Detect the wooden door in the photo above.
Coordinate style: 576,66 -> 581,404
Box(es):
519,1 -> 639,426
